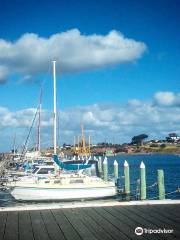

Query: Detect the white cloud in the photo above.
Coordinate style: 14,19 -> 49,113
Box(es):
0,29 -> 147,82
1,91 -> 180,150
128,99 -> 142,107
154,91 -> 180,106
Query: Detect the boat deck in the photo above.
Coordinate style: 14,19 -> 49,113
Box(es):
0,204 -> 180,240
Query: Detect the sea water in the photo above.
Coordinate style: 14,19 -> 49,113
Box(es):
108,154 -> 180,200
0,154 -> 179,207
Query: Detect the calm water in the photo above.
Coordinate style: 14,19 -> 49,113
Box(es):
0,154 -> 180,207
108,154 -> 180,200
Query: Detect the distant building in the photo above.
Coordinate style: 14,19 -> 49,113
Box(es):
166,133 -> 180,143
105,149 -> 115,156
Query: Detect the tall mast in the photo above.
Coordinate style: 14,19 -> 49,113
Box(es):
78,135 -> 80,153
74,136 -> 76,149
81,125 -> 86,152
37,88 -> 42,153
57,111 -> 60,147
13,133 -> 16,156
53,60 -> 57,155
88,134 -> 91,153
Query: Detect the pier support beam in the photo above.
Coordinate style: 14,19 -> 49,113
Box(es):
114,160 -> 118,179
103,157 -> 108,182
124,160 -> 130,200
140,161 -> 146,200
158,169 -> 165,200
98,157 -> 103,177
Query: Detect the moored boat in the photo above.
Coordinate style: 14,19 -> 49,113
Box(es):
9,173 -> 116,200
6,61 -> 117,201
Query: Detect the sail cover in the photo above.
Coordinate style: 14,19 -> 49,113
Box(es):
53,155 -> 92,170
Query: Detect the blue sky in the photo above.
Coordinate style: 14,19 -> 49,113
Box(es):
0,0 -> 180,150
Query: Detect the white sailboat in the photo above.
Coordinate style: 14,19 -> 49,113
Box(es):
8,61 -> 116,201
9,172 -> 116,201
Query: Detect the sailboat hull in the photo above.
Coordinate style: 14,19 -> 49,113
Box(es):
11,186 -> 116,201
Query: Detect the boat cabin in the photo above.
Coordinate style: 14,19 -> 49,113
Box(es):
32,165 -> 55,175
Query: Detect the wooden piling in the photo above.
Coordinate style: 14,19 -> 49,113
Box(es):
158,169 -> 165,200
124,160 -> 130,200
103,157 -> 108,182
140,161 -> 146,200
113,160 -> 118,179
98,157 -> 103,177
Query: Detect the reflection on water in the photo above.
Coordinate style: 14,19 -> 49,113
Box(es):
0,189 -> 15,207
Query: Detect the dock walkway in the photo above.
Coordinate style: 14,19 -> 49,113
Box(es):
0,203 -> 180,240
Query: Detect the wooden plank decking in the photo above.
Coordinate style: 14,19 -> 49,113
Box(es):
0,204 -> 179,240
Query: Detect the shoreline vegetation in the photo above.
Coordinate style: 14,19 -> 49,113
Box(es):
1,146 -> 180,159
42,144 -> 180,157
58,132 -> 180,157
115,145 -> 180,155
115,151 -> 180,156
1,133 -> 180,157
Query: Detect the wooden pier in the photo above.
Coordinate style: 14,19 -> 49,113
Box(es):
0,203 -> 179,240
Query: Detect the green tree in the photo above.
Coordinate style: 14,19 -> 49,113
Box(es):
131,134 -> 148,146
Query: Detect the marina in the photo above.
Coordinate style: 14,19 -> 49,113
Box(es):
0,153 -> 180,207
0,57 -> 179,204
0,1 -> 180,239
